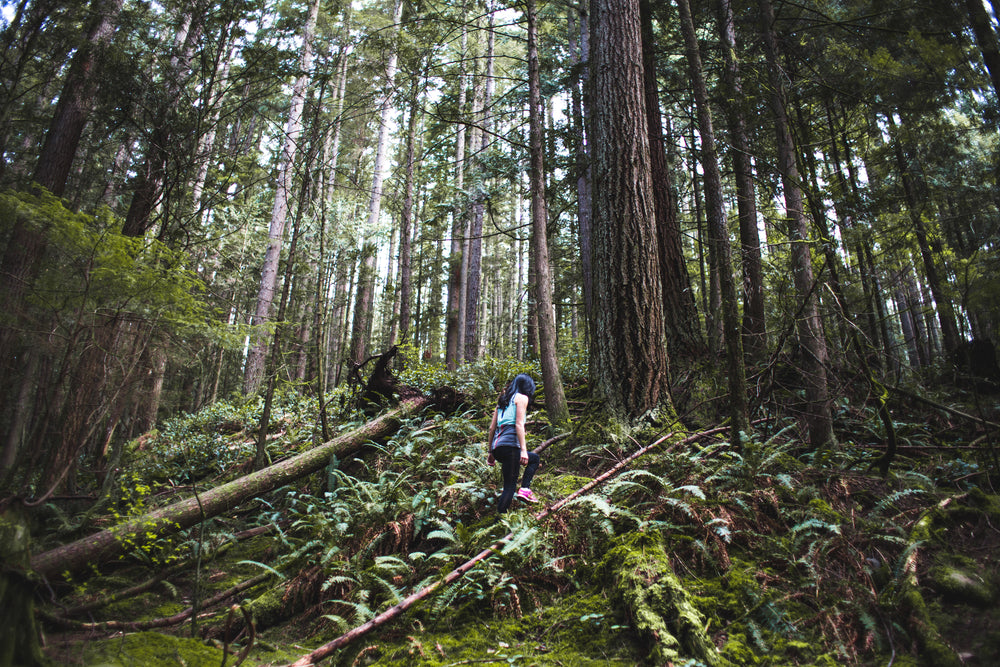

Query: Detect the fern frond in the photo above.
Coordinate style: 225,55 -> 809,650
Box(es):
868,488 -> 926,517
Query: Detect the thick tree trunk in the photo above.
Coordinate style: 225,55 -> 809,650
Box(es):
31,0 -> 123,195
243,0 -> 319,395
676,0 -> 747,441
31,397 -> 432,582
589,0 -> 672,418
715,0 -> 766,361
642,0 -> 701,360
527,0 -> 570,425
758,0 -> 834,450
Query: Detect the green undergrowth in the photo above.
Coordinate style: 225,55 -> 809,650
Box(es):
31,361 -> 1000,666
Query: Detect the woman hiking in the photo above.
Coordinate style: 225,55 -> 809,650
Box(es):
486,373 -> 541,512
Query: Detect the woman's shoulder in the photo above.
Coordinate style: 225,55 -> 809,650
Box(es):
513,392 -> 529,405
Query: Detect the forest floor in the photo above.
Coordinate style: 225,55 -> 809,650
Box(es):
25,361 -> 1000,666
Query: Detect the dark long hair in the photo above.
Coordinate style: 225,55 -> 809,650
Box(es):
497,373 -> 536,411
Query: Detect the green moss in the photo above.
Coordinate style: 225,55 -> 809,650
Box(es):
927,563 -> 994,606
80,631 -> 224,666
362,591 -> 645,666
807,498 -> 845,524
598,532 -> 720,666
547,474 -> 594,499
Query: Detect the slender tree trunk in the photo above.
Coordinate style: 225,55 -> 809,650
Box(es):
589,0 -> 672,418
398,78 -> 421,349
569,3 -> 594,337
349,0 -> 403,366
888,118 -> 961,354
527,0 -> 569,425
243,0 -> 319,395
716,0 -> 766,361
642,0 -> 701,360
122,6 -> 204,238
464,10 -> 495,363
445,11 -> 469,370
758,0 -> 834,450
676,0 -> 747,441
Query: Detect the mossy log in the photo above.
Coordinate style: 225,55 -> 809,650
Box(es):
600,532 -> 720,666
31,396 -> 432,582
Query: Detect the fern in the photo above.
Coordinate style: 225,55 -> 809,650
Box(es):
868,488 -> 926,517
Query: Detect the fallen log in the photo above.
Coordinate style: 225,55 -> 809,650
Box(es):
31,396 -> 433,582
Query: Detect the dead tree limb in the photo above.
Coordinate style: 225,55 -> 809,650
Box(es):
286,424 -> 732,666
39,572 -> 272,632
31,397 -> 433,582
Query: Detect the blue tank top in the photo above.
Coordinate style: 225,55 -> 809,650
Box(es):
492,393 -> 522,449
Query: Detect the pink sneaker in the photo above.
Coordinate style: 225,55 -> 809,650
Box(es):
517,488 -> 539,503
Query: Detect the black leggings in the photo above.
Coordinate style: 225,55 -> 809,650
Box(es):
493,446 -> 541,513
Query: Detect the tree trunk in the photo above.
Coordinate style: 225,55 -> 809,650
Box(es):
676,0 -> 747,441
642,0 -> 701,360
888,118 -> 961,355
464,11 -> 495,363
243,0 -> 319,395
0,0 -> 122,371
348,0 -> 403,365
758,0 -> 834,450
30,397 -> 432,582
121,6 -> 204,238
398,78 -> 421,349
527,0 -> 570,425
962,0 -> 1000,99
569,3 -> 594,333
715,0 -> 766,362
445,11 -> 469,370
589,0 -> 672,418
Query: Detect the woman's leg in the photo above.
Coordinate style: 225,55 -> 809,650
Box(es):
520,452 -> 541,488
493,447 -> 520,513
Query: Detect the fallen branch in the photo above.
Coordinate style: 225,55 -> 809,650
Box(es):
31,397 -> 432,582
286,424 -> 731,666
889,385 -> 1000,429
39,572 -> 272,632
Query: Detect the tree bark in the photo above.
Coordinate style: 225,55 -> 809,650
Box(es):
30,397 -> 432,582
121,5 -> 204,238
243,0 -> 320,395
527,0 -> 570,425
676,0 -> 747,442
569,3 -> 594,332
758,0 -> 834,450
642,0 -> 701,360
589,0 -> 672,418
348,0 -> 403,365
962,0 -> 1000,99
715,0 -> 766,361
445,10 -> 469,370
398,78 -> 421,349
888,117 -> 961,355
464,10 -> 495,363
